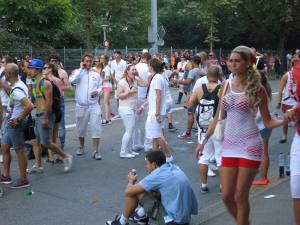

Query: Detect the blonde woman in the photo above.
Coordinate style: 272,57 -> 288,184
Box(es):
117,64 -> 147,158
196,46 -> 285,225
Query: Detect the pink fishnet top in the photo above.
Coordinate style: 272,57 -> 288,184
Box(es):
221,80 -> 262,161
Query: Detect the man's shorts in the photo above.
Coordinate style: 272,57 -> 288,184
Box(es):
2,121 -> 25,149
145,115 -> 166,139
75,105 -> 102,138
34,113 -> 55,145
140,192 -> 166,225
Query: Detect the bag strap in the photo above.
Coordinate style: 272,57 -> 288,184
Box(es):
145,73 -> 158,99
216,80 -> 229,121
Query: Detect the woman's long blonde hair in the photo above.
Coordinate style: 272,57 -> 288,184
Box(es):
232,46 -> 262,112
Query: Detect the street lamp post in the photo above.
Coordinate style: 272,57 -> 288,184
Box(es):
101,24 -> 109,55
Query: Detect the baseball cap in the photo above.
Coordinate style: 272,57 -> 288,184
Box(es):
28,58 -> 44,69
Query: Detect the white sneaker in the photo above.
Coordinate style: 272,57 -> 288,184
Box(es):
0,154 -> 3,163
63,154 -> 73,172
120,152 -> 135,158
209,164 -> 219,171
207,168 -> 216,177
76,147 -> 85,156
130,151 -> 140,156
92,151 -> 102,160
26,165 -> 44,174
166,155 -> 174,163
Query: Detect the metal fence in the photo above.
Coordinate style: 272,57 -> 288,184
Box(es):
0,47 -> 287,74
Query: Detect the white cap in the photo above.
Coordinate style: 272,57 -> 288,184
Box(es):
142,49 -> 148,53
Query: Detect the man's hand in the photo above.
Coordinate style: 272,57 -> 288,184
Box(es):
136,107 -> 144,115
42,118 -> 49,129
195,144 -> 204,160
80,62 -> 86,69
155,114 -> 161,123
127,171 -> 137,184
9,118 -> 19,128
284,107 -> 298,123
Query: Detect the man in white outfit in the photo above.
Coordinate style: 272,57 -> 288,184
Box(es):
69,54 -> 103,160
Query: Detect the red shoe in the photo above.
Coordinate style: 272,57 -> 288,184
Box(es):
252,178 -> 269,186
177,132 -> 191,139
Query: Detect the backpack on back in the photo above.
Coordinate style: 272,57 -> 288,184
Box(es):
196,84 -> 220,129
39,77 -> 61,117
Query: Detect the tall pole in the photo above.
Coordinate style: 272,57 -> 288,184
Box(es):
151,0 -> 158,53
101,25 -> 109,55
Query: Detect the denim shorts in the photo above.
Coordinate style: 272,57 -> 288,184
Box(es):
1,121 -> 25,149
259,128 -> 272,139
34,113 -> 55,145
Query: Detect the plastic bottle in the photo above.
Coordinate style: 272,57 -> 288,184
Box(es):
278,153 -> 285,178
285,154 -> 291,176
25,186 -> 34,196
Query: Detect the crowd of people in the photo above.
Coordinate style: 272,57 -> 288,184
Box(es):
0,46 -> 299,225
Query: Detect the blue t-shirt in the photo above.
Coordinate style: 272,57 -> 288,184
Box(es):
139,163 -> 198,223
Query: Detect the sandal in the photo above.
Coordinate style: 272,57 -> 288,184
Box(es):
45,159 -> 54,164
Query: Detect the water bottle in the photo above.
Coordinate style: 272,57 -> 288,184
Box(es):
278,153 -> 285,178
285,154 -> 290,176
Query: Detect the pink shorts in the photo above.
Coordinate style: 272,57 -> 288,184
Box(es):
221,157 -> 260,169
103,87 -> 112,93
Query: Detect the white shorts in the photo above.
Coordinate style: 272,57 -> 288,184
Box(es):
198,127 -> 222,166
145,115 -> 166,139
75,104 -> 102,138
290,133 -> 300,199
166,100 -> 173,114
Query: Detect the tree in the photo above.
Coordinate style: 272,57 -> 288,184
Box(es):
0,0 -> 74,48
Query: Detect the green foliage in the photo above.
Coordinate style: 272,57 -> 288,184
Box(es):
0,0 -> 299,51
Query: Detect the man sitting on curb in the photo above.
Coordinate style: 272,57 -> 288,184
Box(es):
106,151 -> 198,225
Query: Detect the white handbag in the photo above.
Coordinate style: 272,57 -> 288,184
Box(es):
211,80 -> 229,141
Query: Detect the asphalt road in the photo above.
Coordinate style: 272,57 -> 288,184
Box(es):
0,80 -> 296,225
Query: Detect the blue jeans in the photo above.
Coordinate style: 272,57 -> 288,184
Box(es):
59,96 -> 66,149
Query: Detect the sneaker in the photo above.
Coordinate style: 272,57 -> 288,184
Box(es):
168,124 -> 177,132
129,209 -> 149,225
209,164 -> 219,171
9,179 -> 30,189
120,152 -> 135,158
112,114 -> 121,119
63,154 -> 73,172
133,145 -> 144,152
0,154 -> 3,163
177,132 -> 191,139
106,215 -> 128,225
76,147 -> 85,156
207,168 -> 216,177
201,186 -> 209,193
44,159 -> 55,164
0,174 -> 12,184
26,165 -> 44,174
102,120 -> 112,126
92,151 -> 102,160
130,151 -> 140,156
166,155 -> 174,163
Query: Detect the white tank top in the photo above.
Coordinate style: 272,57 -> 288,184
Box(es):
282,71 -> 297,106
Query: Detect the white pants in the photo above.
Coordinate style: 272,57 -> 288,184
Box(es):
198,127 -> 222,166
291,133 -> 300,198
75,105 -> 102,138
119,107 -> 138,154
135,98 -> 152,149
145,114 -> 166,140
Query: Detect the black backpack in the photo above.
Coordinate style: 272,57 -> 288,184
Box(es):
39,78 -> 61,118
196,84 -> 221,129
